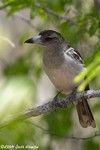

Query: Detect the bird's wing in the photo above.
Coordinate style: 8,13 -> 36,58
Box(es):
65,47 -> 95,128
65,47 -> 84,65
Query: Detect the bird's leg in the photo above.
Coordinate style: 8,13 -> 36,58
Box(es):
53,91 -> 62,101
52,91 -> 68,108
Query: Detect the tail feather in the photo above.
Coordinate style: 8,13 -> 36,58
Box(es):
76,99 -> 96,128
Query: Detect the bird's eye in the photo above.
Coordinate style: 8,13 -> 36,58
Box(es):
45,36 -> 53,41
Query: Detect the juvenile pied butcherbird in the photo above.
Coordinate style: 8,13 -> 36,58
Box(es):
25,30 -> 96,128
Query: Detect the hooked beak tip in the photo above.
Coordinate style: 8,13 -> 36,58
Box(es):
24,38 -> 34,44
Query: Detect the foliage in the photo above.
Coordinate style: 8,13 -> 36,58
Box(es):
0,0 -> 100,149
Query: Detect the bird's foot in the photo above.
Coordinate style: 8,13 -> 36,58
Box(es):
53,91 -> 62,101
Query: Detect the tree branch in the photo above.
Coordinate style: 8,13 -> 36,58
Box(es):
49,132 -> 100,140
26,121 -> 100,140
0,90 -> 99,129
13,13 -> 35,29
94,0 -> 100,10
23,89 -> 100,117
34,0 -> 77,24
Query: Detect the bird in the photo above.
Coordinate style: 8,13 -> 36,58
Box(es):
25,30 -> 96,128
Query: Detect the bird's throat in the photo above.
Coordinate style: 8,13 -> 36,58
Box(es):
43,48 -> 64,68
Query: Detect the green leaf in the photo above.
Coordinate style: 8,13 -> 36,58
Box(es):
74,54 -> 100,91
88,20 -> 98,36
30,5 -> 38,19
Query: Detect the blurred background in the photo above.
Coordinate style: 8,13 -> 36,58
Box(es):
0,0 -> 100,149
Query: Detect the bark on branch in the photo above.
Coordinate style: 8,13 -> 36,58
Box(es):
0,90 -> 99,129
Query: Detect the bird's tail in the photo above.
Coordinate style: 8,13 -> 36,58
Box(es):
76,99 -> 96,128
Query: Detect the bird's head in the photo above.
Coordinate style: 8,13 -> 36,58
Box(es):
24,30 -> 65,48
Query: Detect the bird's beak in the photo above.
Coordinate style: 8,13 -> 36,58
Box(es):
24,35 -> 42,44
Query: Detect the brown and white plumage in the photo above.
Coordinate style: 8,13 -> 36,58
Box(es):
25,30 -> 96,128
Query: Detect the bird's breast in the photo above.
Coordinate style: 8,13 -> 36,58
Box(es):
43,62 -> 83,93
